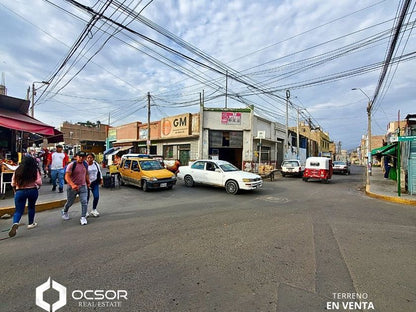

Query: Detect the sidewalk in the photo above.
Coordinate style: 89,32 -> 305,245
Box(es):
0,175 -> 75,217
366,166 -> 416,206
0,168 -> 117,217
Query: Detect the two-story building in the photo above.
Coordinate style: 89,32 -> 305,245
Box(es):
109,105 -> 287,171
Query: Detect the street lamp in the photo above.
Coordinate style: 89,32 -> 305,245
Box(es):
31,81 -> 50,117
352,87 -> 373,188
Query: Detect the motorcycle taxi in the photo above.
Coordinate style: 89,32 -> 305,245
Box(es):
302,157 -> 333,183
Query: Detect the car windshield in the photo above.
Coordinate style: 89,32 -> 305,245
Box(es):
283,161 -> 299,166
333,161 -> 346,165
139,160 -> 164,170
219,163 -> 239,172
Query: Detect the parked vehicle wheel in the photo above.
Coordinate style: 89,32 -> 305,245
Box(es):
225,180 -> 239,195
120,177 -> 126,186
322,178 -> 329,184
184,175 -> 194,187
303,177 -> 308,182
142,180 -> 148,192
281,173 -> 286,177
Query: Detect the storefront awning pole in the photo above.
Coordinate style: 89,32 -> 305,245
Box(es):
397,140 -> 401,197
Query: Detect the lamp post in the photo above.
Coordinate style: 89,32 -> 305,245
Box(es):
352,88 -> 373,188
31,81 -> 49,117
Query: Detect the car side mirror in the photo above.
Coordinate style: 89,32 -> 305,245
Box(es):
215,168 -> 221,173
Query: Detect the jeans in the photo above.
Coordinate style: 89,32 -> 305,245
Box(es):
87,181 -> 100,210
13,188 -> 39,224
63,185 -> 88,217
51,168 -> 65,190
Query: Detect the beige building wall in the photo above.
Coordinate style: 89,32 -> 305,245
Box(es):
116,122 -> 141,141
295,122 -> 332,156
387,120 -> 406,136
60,121 -> 108,146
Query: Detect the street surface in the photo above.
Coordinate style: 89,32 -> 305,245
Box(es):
1,166 -> 415,312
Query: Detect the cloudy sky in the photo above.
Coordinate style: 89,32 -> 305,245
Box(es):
1,0 -> 415,150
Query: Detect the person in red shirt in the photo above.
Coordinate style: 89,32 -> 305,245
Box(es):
41,147 -> 50,177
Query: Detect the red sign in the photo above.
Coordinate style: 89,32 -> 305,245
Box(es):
221,112 -> 241,125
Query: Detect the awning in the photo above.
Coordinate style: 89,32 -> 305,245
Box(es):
103,147 -> 117,155
371,143 -> 397,156
45,128 -> 64,143
0,107 -> 56,136
116,145 -> 133,152
108,149 -> 121,156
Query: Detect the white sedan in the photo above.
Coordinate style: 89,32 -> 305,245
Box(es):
177,159 -> 263,195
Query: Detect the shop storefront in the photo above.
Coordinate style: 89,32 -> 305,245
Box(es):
107,107 -> 286,171
0,94 -> 63,162
0,94 -> 63,197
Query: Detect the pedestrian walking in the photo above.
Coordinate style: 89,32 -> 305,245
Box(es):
40,147 -> 50,177
8,156 -> 42,237
46,144 -> 69,193
61,151 -> 90,225
86,153 -> 103,217
383,155 -> 391,179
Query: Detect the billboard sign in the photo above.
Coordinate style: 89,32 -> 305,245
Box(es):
221,112 -> 241,125
161,113 -> 191,138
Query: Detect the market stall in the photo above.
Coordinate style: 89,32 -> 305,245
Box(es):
0,94 -> 63,162
0,160 -> 17,199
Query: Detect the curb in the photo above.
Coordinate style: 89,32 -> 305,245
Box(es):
365,185 -> 416,206
0,198 -> 78,217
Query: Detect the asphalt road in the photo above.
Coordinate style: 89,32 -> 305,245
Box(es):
1,166 -> 415,312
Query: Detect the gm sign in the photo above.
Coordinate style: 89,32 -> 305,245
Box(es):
161,113 -> 191,138
36,277 -> 66,312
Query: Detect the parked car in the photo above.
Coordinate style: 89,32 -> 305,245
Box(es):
303,157 -> 333,183
177,159 -> 263,195
332,161 -> 350,175
118,155 -> 176,191
281,159 -> 304,177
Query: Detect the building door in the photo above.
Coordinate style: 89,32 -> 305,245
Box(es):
178,144 -> 190,166
209,130 -> 243,168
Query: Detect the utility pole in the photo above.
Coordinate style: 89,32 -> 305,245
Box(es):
106,112 -> 111,150
285,90 -> 290,159
31,83 -> 35,117
225,70 -> 228,108
147,92 -> 151,155
199,90 -> 204,159
367,102 -> 372,178
296,108 -> 300,158
352,88 -> 372,188
30,81 -> 49,117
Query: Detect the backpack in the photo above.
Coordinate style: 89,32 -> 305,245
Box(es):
64,160 -> 88,176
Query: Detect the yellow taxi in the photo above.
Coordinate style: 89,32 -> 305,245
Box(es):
118,155 -> 176,191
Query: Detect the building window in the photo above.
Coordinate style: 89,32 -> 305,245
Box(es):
259,146 -> 270,162
164,146 -> 174,158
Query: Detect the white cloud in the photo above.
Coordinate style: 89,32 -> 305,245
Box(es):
0,0 -> 414,150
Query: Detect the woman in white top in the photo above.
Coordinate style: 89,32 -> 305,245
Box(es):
86,153 -> 103,217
